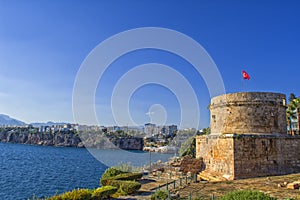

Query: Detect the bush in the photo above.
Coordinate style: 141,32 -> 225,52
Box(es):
100,167 -> 125,186
109,180 -> 141,194
99,168 -> 142,196
101,172 -> 143,186
219,190 -> 277,200
121,181 -> 141,194
91,186 -> 118,200
113,172 -> 143,181
47,186 -> 118,200
150,190 -> 168,200
100,178 -> 112,186
101,167 -> 125,180
47,188 -> 92,200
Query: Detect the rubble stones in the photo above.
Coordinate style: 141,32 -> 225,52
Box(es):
179,155 -> 203,174
287,182 -> 300,189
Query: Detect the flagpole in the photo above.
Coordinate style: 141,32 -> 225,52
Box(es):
241,70 -> 250,92
242,74 -> 244,92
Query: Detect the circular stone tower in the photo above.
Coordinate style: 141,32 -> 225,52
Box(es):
210,92 -> 287,134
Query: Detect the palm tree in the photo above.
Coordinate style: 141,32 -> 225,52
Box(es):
288,98 -> 300,135
286,106 -> 296,134
294,98 -> 300,134
289,93 -> 297,102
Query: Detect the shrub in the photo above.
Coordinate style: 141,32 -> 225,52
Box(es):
91,186 -> 118,200
121,181 -> 141,194
99,168 -> 142,196
113,172 -> 143,181
47,188 -> 92,200
101,167 -> 125,180
101,172 -> 143,186
109,180 -> 141,194
150,190 -> 168,200
100,167 -> 125,185
103,180 -> 141,195
219,190 -> 277,200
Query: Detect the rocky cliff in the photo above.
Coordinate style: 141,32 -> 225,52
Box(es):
0,131 -> 82,147
0,131 -> 144,150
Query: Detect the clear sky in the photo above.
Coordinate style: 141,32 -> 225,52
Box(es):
0,0 -> 299,129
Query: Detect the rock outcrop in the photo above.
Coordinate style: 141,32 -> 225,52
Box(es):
179,155 -> 204,174
0,131 -> 82,147
0,131 -> 144,150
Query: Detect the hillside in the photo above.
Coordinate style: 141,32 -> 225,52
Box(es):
0,114 -> 26,126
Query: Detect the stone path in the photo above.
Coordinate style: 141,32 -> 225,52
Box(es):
116,174 -> 193,200
116,173 -> 300,200
115,178 -> 158,200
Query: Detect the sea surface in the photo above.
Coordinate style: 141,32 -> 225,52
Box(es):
0,142 -> 172,200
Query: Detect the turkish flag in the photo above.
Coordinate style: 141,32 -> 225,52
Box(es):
242,70 -> 250,80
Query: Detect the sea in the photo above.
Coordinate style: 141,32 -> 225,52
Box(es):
0,142 -> 172,200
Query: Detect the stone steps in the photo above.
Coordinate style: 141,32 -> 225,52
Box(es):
197,171 -> 226,182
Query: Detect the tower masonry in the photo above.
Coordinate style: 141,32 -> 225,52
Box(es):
196,92 -> 300,181
210,92 -> 287,134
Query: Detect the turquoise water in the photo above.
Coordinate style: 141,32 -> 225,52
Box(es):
0,142 -> 172,200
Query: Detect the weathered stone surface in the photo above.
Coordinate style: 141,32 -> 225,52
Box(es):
210,92 -> 287,134
196,135 -> 234,180
179,155 -> 203,174
197,134 -> 300,180
287,182 -> 299,189
0,131 -> 144,150
196,92 -> 300,180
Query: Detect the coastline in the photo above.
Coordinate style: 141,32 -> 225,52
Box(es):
0,131 -> 144,150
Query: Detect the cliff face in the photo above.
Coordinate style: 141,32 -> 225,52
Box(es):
82,136 -> 144,150
0,131 -> 144,150
0,132 -> 83,147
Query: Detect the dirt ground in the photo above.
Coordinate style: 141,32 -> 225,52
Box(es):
177,173 -> 300,200
119,173 -> 300,199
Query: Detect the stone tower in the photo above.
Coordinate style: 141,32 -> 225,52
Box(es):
196,92 -> 300,181
210,92 -> 287,135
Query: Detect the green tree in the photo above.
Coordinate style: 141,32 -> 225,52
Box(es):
202,127 -> 211,135
287,97 -> 300,135
286,106 -> 295,134
289,93 -> 297,102
292,98 -> 300,134
179,136 -> 196,158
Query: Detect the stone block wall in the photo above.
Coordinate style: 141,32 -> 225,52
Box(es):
195,92 -> 299,180
234,134 -> 300,179
179,155 -> 204,174
210,92 -> 287,134
196,134 -> 300,180
196,135 -> 234,180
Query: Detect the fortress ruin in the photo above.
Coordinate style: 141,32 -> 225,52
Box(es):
196,92 -> 300,180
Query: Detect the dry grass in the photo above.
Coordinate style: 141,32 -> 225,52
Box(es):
178,173 -> 300,200
118,174 -> 300,199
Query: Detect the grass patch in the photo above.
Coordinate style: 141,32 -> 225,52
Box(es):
218,190 -> 277,200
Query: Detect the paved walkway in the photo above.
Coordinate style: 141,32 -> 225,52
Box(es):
115,174 -> 193,200
115,179 -> 154,199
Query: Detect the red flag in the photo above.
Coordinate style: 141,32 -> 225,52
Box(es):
242,70 -> 250,80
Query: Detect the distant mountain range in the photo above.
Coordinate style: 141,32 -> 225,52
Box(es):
0,114 -> 26,126
0,114 -> 68,127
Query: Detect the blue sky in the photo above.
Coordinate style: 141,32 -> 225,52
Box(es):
0,0 -> 299,129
